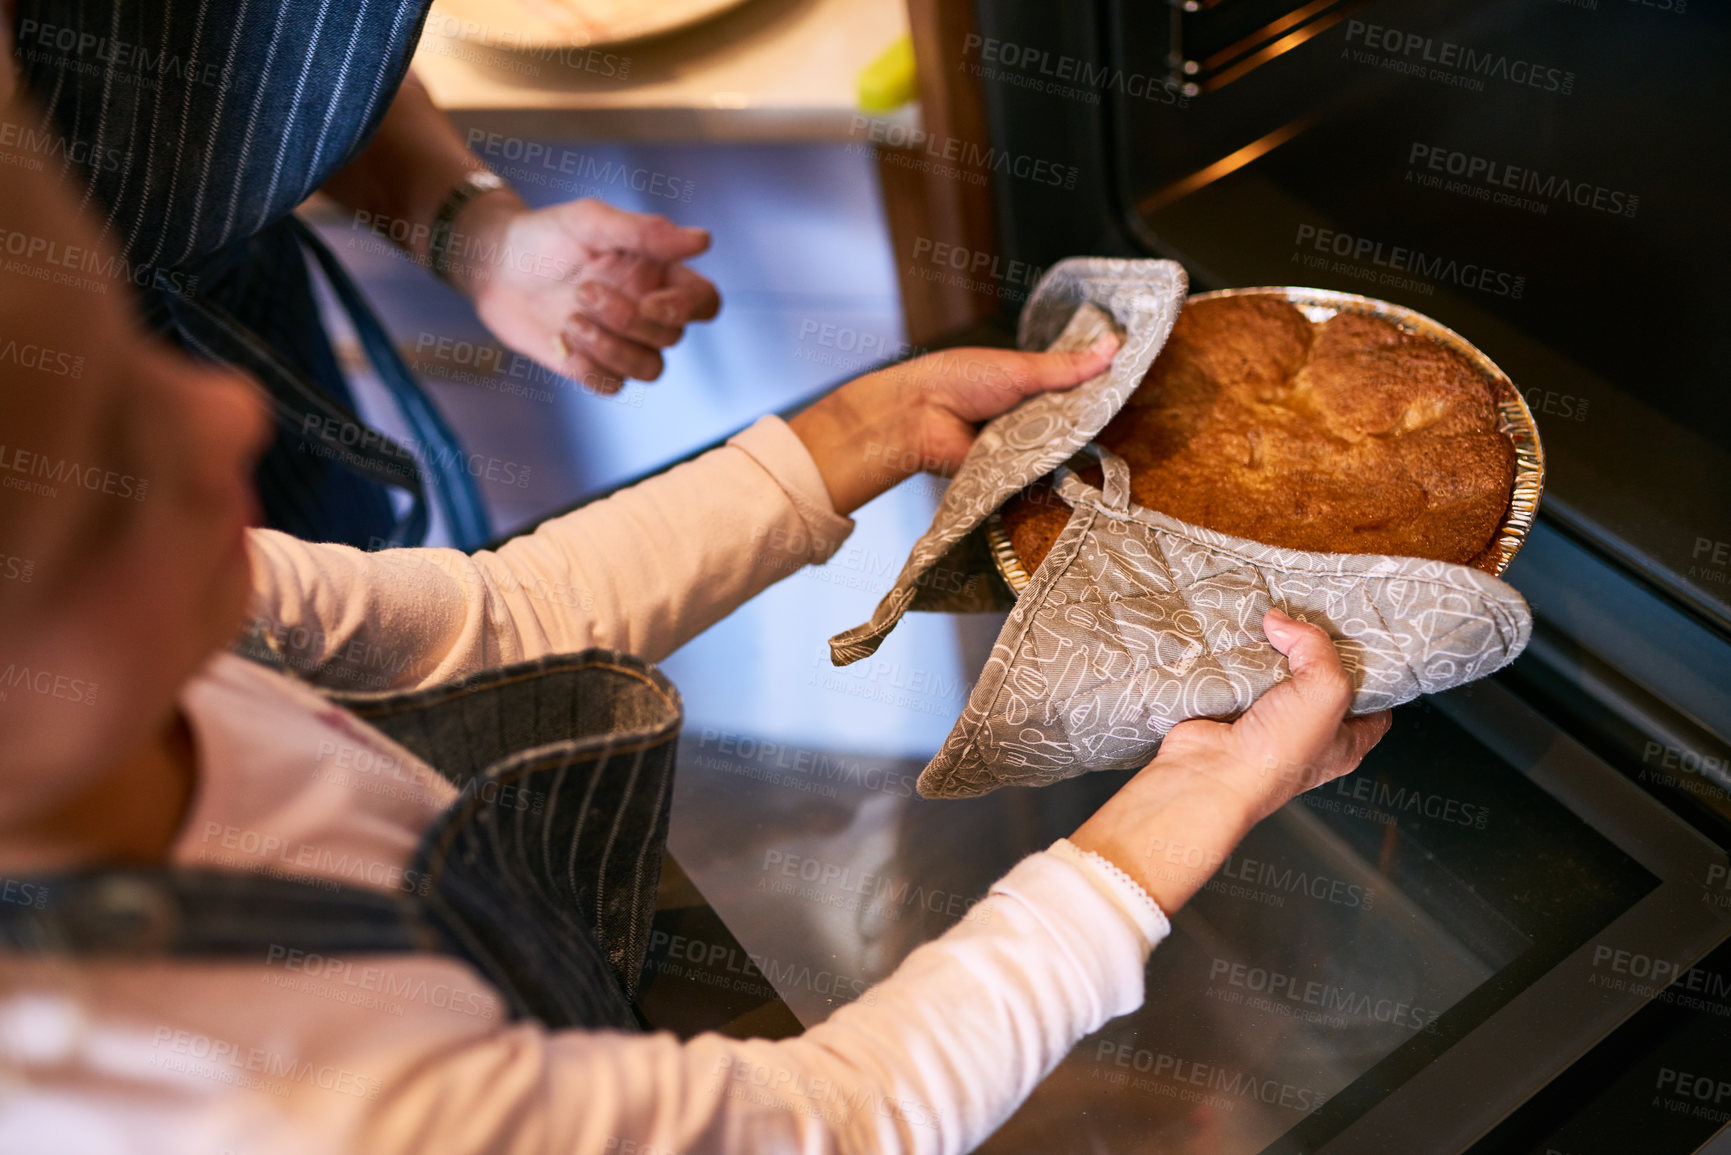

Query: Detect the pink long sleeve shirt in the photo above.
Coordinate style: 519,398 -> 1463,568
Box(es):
0,417 -> 1167,1155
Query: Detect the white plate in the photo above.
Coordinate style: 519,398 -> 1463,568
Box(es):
428,0 -> 757,52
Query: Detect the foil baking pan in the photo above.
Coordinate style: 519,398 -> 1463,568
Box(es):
986,286 -> 1545,594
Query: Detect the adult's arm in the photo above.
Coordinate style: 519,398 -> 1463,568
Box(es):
317,70 -> 508,277
317,71 -> 716,390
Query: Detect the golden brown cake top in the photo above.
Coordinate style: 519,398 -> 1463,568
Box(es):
1000,296 -> 1516,575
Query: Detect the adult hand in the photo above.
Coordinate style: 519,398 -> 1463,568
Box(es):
788,336 -> 1123,517
1070,608 -> 1392,914
456,195 -> 720,394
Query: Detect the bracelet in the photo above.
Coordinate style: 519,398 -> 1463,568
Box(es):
428,169 -> 507,286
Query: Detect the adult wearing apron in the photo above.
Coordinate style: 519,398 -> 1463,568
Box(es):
2,0 -> 719,549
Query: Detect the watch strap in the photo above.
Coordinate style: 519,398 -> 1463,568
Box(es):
428,169 -> 507,286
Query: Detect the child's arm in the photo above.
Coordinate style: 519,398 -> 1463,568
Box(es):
244,341 -> 1117,692
354,844 -> 1165,1155
244,416 -> 851,690
326,618 -> 1371,1155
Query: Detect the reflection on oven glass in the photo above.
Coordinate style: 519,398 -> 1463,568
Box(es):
1105,0 -> 1731,631
983,802 -> 1515,1155
669,668 -> 1655,1154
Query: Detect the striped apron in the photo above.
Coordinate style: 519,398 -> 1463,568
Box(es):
0,648 -> 683,1030
10,0 -> 491,548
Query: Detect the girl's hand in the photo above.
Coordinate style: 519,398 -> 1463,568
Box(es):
1070,609 -> 1392,914
788,336 -> 1122,516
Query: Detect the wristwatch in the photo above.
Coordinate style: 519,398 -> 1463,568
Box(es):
428,169 -> 507,286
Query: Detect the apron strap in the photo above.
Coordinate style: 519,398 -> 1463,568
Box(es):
290,217 -> 493,550
152,214 -> 499,550
0,867 -> 578,1026
160,282 -> 432,549
0,869 -> 435,957
0,863 -> 638,1029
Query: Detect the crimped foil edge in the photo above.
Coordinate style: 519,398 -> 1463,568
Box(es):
988,286 -> 1545,594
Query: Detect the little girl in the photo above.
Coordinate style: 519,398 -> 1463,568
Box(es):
0,157 -> 1387,1154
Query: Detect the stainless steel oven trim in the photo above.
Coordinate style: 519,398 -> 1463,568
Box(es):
1696,1120 -> 1731,1154
1308,679 -> 1731,1154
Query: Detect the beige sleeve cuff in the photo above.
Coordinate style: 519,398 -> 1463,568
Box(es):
726,416 -> 856,565
1049,837 -> 1172,953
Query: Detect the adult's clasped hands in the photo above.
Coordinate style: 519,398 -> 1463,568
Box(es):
456,195 -> 721,395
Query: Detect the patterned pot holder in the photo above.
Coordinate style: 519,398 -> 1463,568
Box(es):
828,258 -> 1534,800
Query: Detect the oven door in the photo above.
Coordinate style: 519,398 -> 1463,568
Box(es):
1294,681 -> 1730,1154
977,0 -> 1731,638
956,3 -> 1731,1142
655,524 -> 1731,1153
989,677 -> 1730,1155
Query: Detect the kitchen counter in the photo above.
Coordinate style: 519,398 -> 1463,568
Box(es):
413,0 -> 909,142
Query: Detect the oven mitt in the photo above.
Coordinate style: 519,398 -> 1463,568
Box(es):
830,257 -> 1190,634
827,257 -> 1533,799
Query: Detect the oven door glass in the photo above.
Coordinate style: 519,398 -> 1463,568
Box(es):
1106,0 -> 1731,634
667,669 -> 1659,1154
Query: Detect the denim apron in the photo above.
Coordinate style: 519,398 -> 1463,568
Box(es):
0,649 -> 682,1030
11,0 -> 491,549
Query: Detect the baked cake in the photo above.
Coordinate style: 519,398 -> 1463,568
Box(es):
1000,295 -> 1516,572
